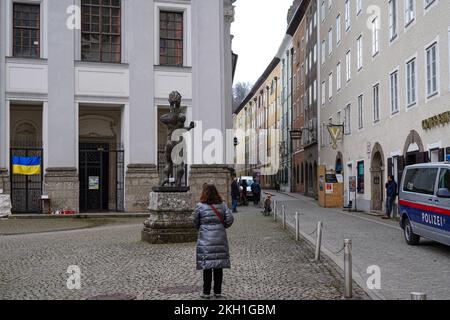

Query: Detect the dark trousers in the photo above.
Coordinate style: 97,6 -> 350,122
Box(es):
203,269 -> 223,295
385,196 -> 396,217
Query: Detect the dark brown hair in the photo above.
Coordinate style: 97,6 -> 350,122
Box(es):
200,184 -> 223,205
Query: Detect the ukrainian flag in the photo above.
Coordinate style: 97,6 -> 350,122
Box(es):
12,156 -> 41,175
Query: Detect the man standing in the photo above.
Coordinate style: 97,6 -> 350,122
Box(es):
251,180 -> 261,206
383,175 -> 398,219
241,179 -> 248,206
231,177 -> 240,213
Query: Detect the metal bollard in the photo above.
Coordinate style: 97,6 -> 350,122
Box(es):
273,201 -> 277,221
411,292 -> 427,300
282,205 -> 286,229
314,221 -> 323,261
295,212 -> 300,241
344,239 -> 353,299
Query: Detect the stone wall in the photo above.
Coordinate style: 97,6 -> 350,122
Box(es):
125,164 -> 159,213
44,168 -> 79,213
0,168 -> 10,194
189,165 -> 232,208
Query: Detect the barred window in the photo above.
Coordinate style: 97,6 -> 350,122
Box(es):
160,11 -> 184,66
81,0 -> 121,63
13,3 -> 40,58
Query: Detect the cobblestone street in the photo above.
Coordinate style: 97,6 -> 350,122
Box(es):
0,206 -> 368,300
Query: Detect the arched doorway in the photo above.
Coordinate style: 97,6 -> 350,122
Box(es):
370,143 -> 385,212
403,130 -> 426,165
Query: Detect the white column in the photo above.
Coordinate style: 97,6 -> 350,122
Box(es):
42,101 -> 49,181
0,0 -> 7,169
127,0 -> 155,165
46,0 -> 76,169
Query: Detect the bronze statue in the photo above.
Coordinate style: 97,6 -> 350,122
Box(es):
160,91 -> 195,187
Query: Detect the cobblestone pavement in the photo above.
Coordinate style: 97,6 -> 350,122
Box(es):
0,207 -> 368,300
267,191 -> 450,300
0,218 -> 143,236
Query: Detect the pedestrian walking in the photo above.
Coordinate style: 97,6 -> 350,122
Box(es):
194,184 -> 234,300
231,177 -> 240,213
383,175 -> 398,219
241,179 -> 248,206
251,180 -> 261,206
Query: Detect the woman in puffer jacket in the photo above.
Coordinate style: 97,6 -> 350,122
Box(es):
193,184 -> 234,299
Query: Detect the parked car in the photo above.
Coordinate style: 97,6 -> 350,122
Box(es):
238,176 -> 254,200
399,161 -> 450,246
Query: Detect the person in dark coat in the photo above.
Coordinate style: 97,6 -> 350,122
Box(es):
194,184 -> 234,299
240,179 -> 248,206
251,180 -> 261,206
383,175 -> 398,219
231,178 -> 240,213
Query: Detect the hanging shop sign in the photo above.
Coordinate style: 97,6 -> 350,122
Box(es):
327,124 -> 344,150
422,111 -> 450,130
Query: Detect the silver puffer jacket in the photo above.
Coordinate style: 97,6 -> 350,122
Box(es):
193,202 -> 234,270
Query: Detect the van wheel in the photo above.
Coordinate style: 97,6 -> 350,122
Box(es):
404,218 -> 420,245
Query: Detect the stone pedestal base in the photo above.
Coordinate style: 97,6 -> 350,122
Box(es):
189,165 -> 232,207
0,168 -> 10,195
0,194 -> 12,218
44,168 -> 79,213
125,164 -> 159,213
142,191 -> 197,244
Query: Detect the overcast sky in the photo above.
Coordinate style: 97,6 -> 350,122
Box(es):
231,0 -> 293,85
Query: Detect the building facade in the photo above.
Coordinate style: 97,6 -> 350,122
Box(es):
319,0 -> 450,212
0,0 -> 236,214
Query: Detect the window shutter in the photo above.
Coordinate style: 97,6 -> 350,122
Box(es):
416,152 -> 429,164
439,148 -> 445,162
387,158 -> 393,177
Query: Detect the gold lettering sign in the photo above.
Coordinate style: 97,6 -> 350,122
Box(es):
422,111 -> 450,130
328,126 -> 343,150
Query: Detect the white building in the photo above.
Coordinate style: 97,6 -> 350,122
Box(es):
0,0 -> 236,213
319,0 -> 450,212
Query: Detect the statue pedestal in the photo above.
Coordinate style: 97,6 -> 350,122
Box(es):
0,194 -> 12,218
141,191 -> 197,244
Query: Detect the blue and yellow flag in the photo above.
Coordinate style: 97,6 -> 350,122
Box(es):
12,156 -> 41,175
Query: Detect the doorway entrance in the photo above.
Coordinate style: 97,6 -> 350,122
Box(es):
371,144 -> 384,213
79,143 -> 124,212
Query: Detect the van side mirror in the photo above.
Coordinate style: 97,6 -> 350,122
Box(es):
437,188 -> 450,198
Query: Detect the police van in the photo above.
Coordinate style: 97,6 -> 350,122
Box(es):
399,156 -> 450,246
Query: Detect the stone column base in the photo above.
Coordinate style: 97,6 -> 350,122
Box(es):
125,164 -> 159,213
142,191 -> 197,244
44,168 -> 79,213
0,194 -> 12,218
189,165 -> 233,207
0,168 -> 10,195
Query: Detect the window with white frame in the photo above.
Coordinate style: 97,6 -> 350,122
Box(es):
344,104 -> 351,134
356,0 -> 362,15
309,51 -> 312,70
345,0 -> 350,30
313,80 -> 317,102
322,40 -> 326,64
328,28 -> 333,55
406,57 -> 417,106
389,0 -> 398,40
405,0 -> 415,26
321,123 -> 325,147
424,0 -> 436,9
336,14 -> 341,44
309,85 -> 313,106
314,8 -> 317,27
306,56 -> 309,75
321,81 -> 326,105
321,1 -> 325,22
346,50 -> 351,82
426,42 -> 438,97
314,44 -> 317,63
337,110 -> 341,125
390,70 -> 399,114
357,35 -> 363,70
328,73 -> 333,100
373,84 -> 380,122
336,62 -> 341,91
358,94 -> 363,129
372,17 -> 379,56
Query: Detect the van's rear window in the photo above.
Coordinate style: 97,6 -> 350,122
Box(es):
403,168 -> 438,195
